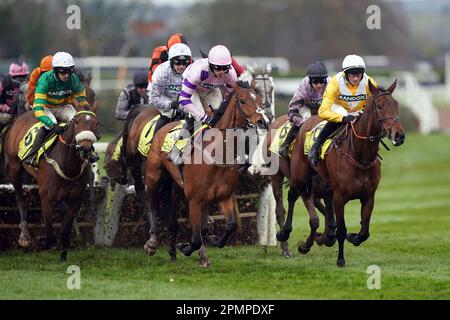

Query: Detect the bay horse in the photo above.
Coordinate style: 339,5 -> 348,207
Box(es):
277,79 -> 405,267
3,108 -> 98,262
144,81 -> 268,265
264,113 -> 335,258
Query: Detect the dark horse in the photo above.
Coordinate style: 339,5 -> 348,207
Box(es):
144,81 -> 268,265
277,80 -> 405,267
265,114 -> 335,258
3,108 -> 98,262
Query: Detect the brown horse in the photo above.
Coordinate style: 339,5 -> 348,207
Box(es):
277,79 -> 405,267
265,114 -> 335,258
3,108 -> 98,262
144,81 -> 268,265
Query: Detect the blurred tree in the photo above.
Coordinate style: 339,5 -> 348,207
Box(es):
184,0 -> 414,68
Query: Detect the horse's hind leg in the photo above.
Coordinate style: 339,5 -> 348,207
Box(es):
297,195 -> 319,254
198,212 -> 210,267
59,200 -> 81,262
144,159 -> 162,256
271,173 -> 291,258
207,197 -> 237,248
7,164 -> 31,248
347,195 -> 374,247
320,194 -> 336,247
334,194 -> 347,267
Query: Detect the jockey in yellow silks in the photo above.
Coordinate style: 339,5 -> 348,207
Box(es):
308,54 -> 378,166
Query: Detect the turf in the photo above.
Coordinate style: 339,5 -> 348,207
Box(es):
0,133 -> 449,299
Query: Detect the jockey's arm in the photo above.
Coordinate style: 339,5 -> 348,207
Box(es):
115,90 -> 130,120
148,68 -> 172,110
33,80 -> 54,128
318,76 -> 344,123
72,77 -> 90,109
179,75 -> 203,121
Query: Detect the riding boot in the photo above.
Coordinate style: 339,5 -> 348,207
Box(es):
167,117 -> 194,164
22,126 -> 51,166
279,124 -> 300,158
308,121 -> 340,166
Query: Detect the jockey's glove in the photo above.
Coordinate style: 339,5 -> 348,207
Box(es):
50,123 -> 65,134
202,114 -> 214,126
170,101 -> 180,109
341,115 -> 356,124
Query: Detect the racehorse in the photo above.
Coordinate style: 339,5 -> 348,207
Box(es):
239,64 -> 274,121
277,79 -> 405,267
144,81 -> 268,266
263,112 -> 335,258
3,107 -> 98,262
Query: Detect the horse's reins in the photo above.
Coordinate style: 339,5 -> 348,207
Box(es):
44,110 -> 97,180
339,91 -> 399,169
253,74 -> 272,108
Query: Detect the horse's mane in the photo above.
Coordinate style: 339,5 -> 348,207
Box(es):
210,81 -> 250,124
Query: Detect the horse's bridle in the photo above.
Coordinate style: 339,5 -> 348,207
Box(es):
351,91 -> 399,142
234,89 -> 266,130
58,110 -> 97,149
253,74 -> 273,108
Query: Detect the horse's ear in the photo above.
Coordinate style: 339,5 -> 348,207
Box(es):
199,49 -> 208,59
231,81 -> 239,92
368,79 -> 378,94
85,72 -> 92,85
387,79 -> 397,93
250,79 -> 256,89
266,63 -> 272,74
246,64 -> 254,74
92,101 -> 99,113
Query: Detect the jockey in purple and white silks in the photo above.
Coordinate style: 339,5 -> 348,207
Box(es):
148,43 -> 193,136
278,61 -> 330,158
179,45 -> 238,123
167,45 -> 238,163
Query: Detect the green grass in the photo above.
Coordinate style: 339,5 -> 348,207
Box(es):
1,133 -> 450,299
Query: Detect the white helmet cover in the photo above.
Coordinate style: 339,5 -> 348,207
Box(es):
52,52 -> 75,68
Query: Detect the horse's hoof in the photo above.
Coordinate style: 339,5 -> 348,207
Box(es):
314,234 -> 324,246
38,237 -> 55,250
176,243 -> 192,257
199,259 -> 211,268
207,235 -> 222,247
346,233 -> 361,246
59,252 -> 67,263
144,240 -> 157,256
337,259 -> 345,268
324,236 -> 336,247
297,243 -> 310,255
18,235 -> 31,248
276,230 -> 291,242
281,250 -> 292,259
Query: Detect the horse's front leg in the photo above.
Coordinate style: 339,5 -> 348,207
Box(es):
60,199 -> 82,262
177,199 -> 203,256
347,194 -> 374,246
39,196 -> 57,250
207,197 -> 237,248
334,194 -> 347,267
297,195 -> 319,254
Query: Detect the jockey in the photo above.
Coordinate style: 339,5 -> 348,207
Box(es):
149,43 -> 193,137
167,44 -> 238,163
26,55 -> 53,108
22,51 -> 93,165
308,54 -> 378,166
147,33 -> 188,82
279,61 -> 330,158
0,62 -> 30,128
115,69 -> 149,121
